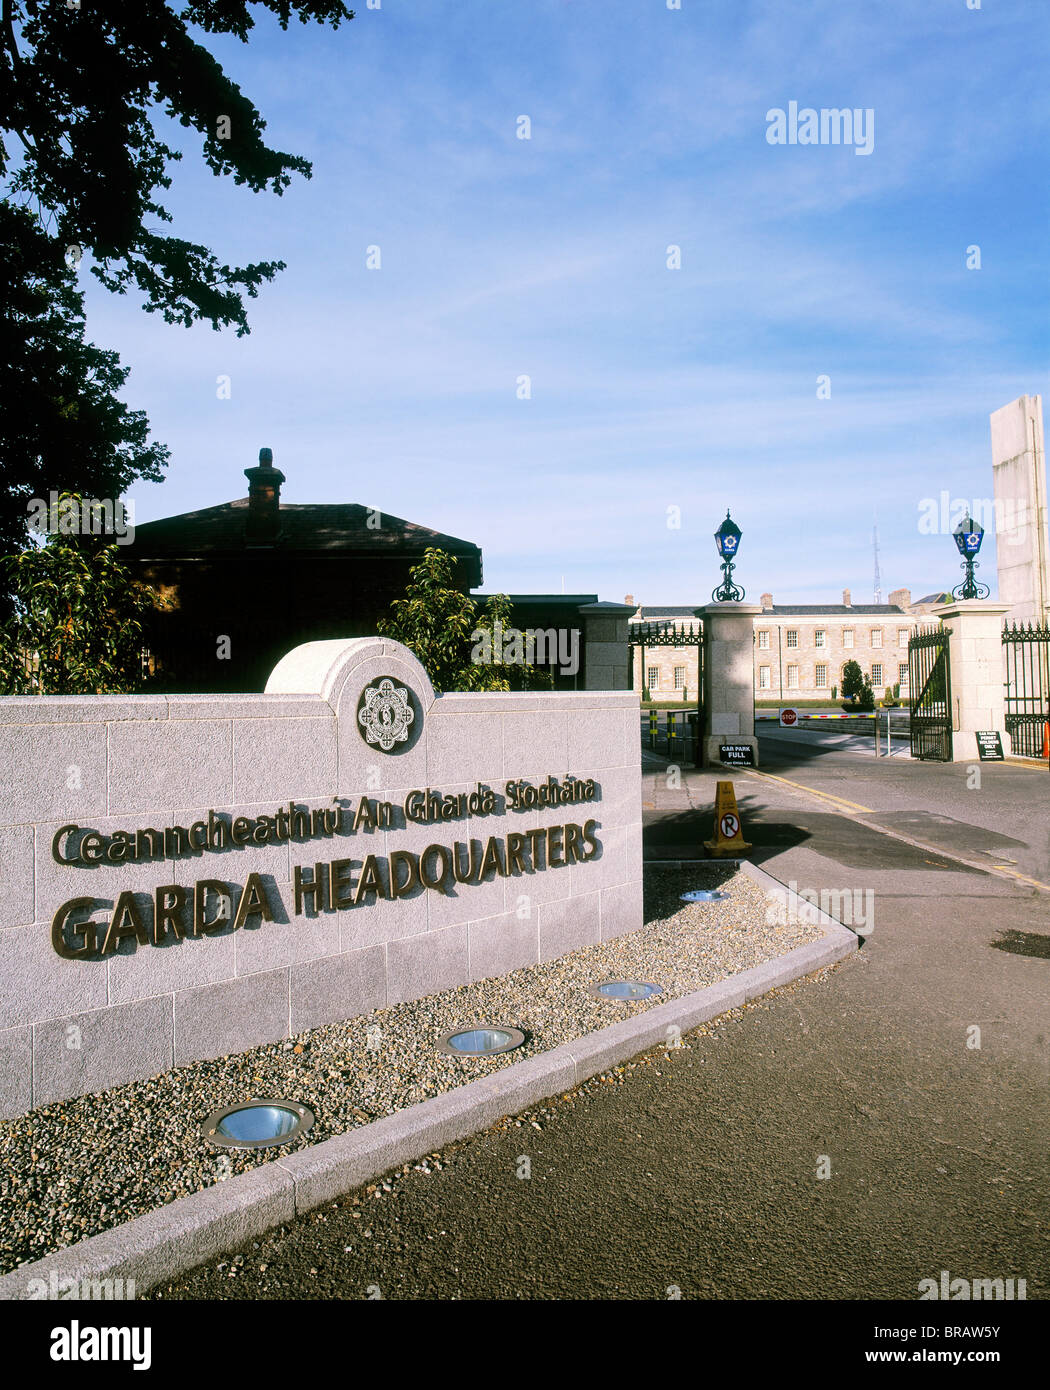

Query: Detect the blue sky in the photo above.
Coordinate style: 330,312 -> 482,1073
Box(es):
82,0 -> 1049,605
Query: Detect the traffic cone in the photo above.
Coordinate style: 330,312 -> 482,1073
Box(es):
704,780 -> 752,858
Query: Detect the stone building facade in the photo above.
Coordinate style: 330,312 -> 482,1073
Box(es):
629,588 -> 920,701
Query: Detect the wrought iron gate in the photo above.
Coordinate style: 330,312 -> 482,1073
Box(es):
629,619 -> 704,766
1002,622 -> 1050,761
908,625 -> 953,761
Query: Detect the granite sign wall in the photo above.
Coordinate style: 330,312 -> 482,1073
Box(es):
0,638 -> 642,1118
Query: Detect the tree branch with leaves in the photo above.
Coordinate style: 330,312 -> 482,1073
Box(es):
0,494 -> 167,693
378,549 -> 553,694
0,1 -> 354,562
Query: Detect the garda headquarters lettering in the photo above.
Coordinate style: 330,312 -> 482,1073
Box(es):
50,776 -> 601,960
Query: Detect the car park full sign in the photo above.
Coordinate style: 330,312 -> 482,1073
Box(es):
719,743 -> 755,767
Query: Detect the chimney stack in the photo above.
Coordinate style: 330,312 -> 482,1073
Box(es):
843,588 -> 852,607
760,592 -> 773,611
244,447 -> 285,545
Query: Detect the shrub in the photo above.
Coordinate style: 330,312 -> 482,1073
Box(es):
0,501 -> 164,695
840,660 -> 864,703
378,548 -> 551,693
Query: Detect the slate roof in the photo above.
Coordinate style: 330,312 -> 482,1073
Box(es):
761,604 -> 908,616
474,594 -> 599,606
128,497 -> 483,576
634,603 -> 908,619
635,606 -> 697,619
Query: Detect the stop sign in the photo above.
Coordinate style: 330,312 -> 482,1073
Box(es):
780,707 -> 799,727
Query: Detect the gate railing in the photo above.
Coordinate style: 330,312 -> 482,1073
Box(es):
1002,621 -> 1050,760
908,624 -> 953,761
630,619 -> 704,767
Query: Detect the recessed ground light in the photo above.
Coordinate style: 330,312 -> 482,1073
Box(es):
680,889 -> 731,903
202,1098 -> 314,1150
589,980 -> 664,1001
437,1026 -> 525,1057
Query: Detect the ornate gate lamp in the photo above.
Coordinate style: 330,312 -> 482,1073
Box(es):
951,515 -> 989,600
712,510 -> 745,602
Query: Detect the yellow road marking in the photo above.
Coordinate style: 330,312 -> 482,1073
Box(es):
744,770 -> 1050,893
987,866 -> 1050,892
743,767 -> 874,814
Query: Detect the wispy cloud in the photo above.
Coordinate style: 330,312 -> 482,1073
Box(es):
77,0 -> 1049,608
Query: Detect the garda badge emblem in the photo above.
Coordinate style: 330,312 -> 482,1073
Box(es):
357,677 -> 415,752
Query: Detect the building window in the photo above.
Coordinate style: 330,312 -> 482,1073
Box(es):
815,665 -> 827,688
786,665 -> 799,689
786,629 -> 798,648
759,665 -> 771,689
871,663 -> 883,687
647,666 -> 659,691
843,628 -> 854,648
815,629 -> 826,648
674,666 -> 686,690
758,630 -> 770,650
871,628 -> 883,648
898,629 -> 909,648
898,663 -> 908,685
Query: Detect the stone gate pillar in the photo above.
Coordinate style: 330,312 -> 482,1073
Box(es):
929,599 -> 1011,761
698,602 -> 762,767
578,601 -> 637,690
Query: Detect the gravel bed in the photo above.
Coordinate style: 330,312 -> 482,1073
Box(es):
0,863 -> 823,1274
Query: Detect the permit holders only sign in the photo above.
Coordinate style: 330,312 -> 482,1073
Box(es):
975,731 -> 1004,761
719,743 -> 755,767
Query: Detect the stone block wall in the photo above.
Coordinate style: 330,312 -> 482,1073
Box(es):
0,638 -> 642,1119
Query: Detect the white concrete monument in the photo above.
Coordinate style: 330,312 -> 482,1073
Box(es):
991,394 -> 1049,624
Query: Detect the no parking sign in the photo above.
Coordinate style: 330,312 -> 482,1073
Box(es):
704,780 -> 752,858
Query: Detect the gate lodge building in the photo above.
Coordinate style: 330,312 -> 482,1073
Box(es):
125,449 -> 485,693
125,447 -> 633,694
630,588 -> 920,702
